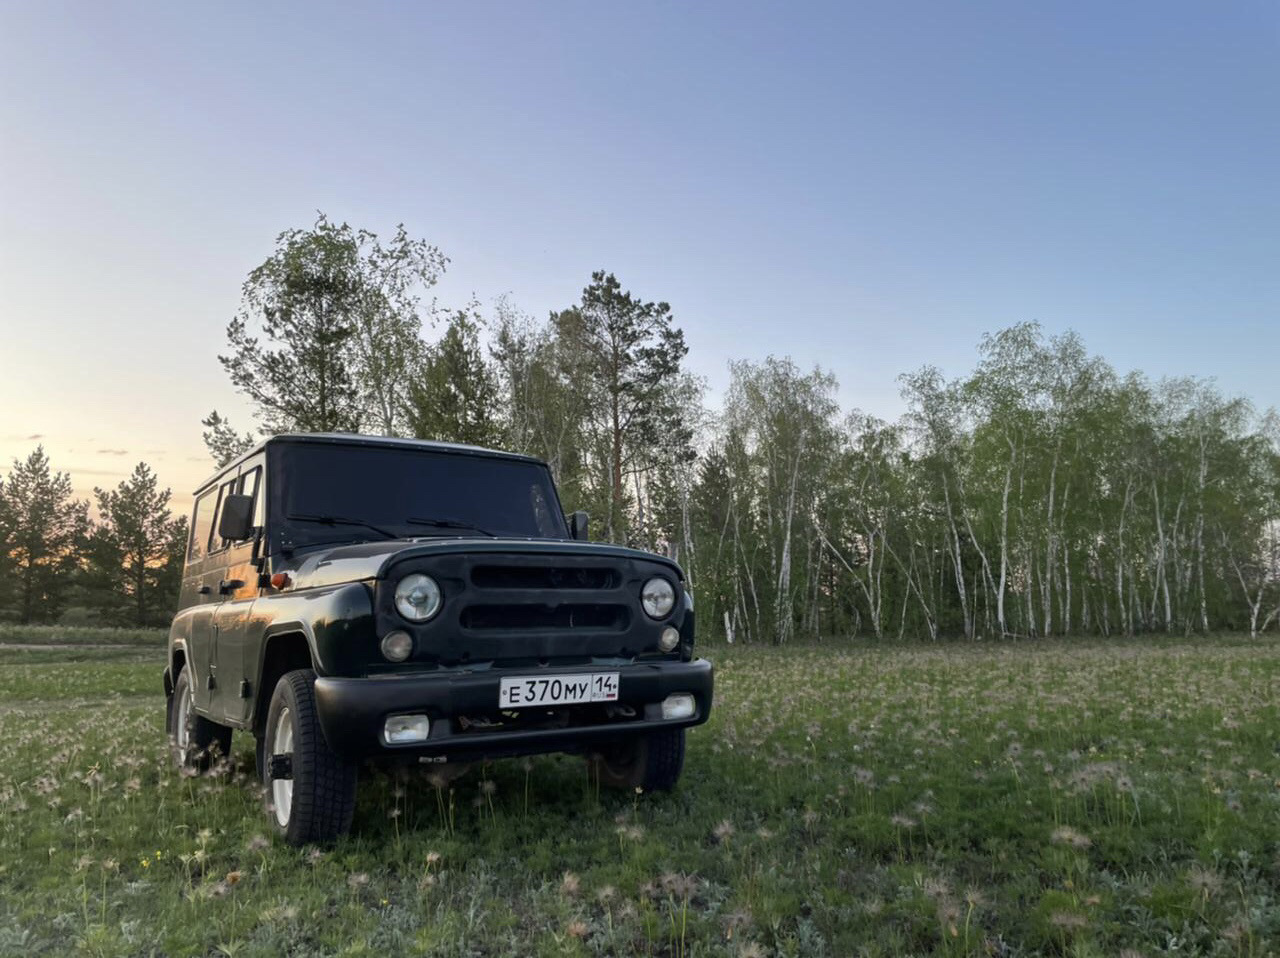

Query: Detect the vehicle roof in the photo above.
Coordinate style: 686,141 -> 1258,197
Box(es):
194,433 -> 546,495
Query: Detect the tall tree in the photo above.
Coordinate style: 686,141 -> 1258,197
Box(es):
351,224 -> 447,435
404,308 -> 502,447
721,358 -> 841,644
0,473 -> 14,613
85,463 -> 187,627
490,298 -> 592,508
220,214 -> 444,435
2,447 -> 89,624
554,271 -> 690,543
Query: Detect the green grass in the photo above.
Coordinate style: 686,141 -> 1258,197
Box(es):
1,637 -> 1278,956
0,624 -> 167,647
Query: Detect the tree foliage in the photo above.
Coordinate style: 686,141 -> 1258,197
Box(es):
554,272 -> 691,543
220,214 -> 443,435
486,273 -> 695,545
685,325 -> 1280,643
200,410 -> 256,467
0,447 -> 89,624
84,463 -> 188,627
404,308 -> 502,447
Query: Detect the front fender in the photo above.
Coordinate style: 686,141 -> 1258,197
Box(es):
253,581 -> 377,678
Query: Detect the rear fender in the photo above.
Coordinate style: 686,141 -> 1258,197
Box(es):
166,609 -> 196,700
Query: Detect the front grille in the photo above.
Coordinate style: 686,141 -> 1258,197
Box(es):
460,603 -> 629,632
376,549 -> 678,666
471,565 -> 619,590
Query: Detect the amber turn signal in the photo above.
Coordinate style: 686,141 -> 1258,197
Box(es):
269,572 -> 291,590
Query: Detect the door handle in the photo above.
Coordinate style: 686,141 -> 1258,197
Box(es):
218,579 -> 244,595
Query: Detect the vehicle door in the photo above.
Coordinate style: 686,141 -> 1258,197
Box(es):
183,483 -> 227,713
208,460 -> 265,727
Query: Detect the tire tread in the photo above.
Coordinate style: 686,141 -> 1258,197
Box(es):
267,669 -> 357,844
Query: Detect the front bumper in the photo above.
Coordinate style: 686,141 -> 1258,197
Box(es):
313,658 -> 713,761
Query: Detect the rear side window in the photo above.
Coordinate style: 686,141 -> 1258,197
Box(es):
239,467 -> 261,510
189,489 -> 217,562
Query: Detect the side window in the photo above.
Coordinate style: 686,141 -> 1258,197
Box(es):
208,468 -> 263,553
189,489 -> 217,562
233,467 -> 262,544
208,479 -> 237,554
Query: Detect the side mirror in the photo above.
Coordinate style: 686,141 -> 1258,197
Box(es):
568,511 -> 589,542
218,493 -> 254,542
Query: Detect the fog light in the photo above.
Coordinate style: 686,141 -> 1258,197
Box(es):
384,714 -> 431,744
658,626 -> 680,652
661,693 -> 696,721
380,630 -> 413,662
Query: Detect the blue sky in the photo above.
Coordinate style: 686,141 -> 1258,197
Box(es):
1,1 -> 1276,507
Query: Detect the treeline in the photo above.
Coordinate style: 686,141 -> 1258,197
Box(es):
6,215 -> 1277,639
0,451 -> 186,627
205,216 -> 1280,642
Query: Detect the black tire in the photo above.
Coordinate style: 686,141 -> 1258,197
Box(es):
263,669 -> 358,845
167,668 -> 232,772
593,728 -> 686,792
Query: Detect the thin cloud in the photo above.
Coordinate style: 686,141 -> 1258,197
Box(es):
96,448 -> 130,456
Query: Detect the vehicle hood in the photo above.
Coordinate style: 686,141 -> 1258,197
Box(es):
280,538 -> 683,591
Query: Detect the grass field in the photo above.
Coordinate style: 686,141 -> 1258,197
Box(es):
0,624 -> 166,647
1,637 -> 1278,957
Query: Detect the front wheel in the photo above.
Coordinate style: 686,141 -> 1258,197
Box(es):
263,669 -> 358,845
167,668 -> 232,771
592,728 -> 686,792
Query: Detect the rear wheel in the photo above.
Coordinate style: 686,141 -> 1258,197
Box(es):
167,668 -> 232,771
592,728 -> 686,792
263,669 -> 358,845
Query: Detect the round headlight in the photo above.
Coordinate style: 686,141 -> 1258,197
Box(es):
641,577 -> 676,619
394,573 -> 442,622
380,630 -> 414,662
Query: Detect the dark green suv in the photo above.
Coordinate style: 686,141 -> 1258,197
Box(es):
164,433 -> 713,844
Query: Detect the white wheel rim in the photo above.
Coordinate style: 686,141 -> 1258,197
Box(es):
272,706 -> 294,827
174,681 -> 192,752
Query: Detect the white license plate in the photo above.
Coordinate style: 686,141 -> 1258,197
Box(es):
498,672 -> 619,708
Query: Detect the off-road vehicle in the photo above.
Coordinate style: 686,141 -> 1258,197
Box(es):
164,433 -> 712,843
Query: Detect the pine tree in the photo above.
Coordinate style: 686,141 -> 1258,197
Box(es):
403,309 -> 502,447
86,462 -> 186,626
2,447 -> 89,623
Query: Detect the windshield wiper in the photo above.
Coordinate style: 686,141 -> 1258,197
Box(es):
406,517 -> 497,538
287,513 -> 401,540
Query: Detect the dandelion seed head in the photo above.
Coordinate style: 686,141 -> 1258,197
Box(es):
560,871 -> 580,896
1049,910 -> 1088,931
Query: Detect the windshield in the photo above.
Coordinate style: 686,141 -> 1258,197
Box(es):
272,442 -> 567,551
